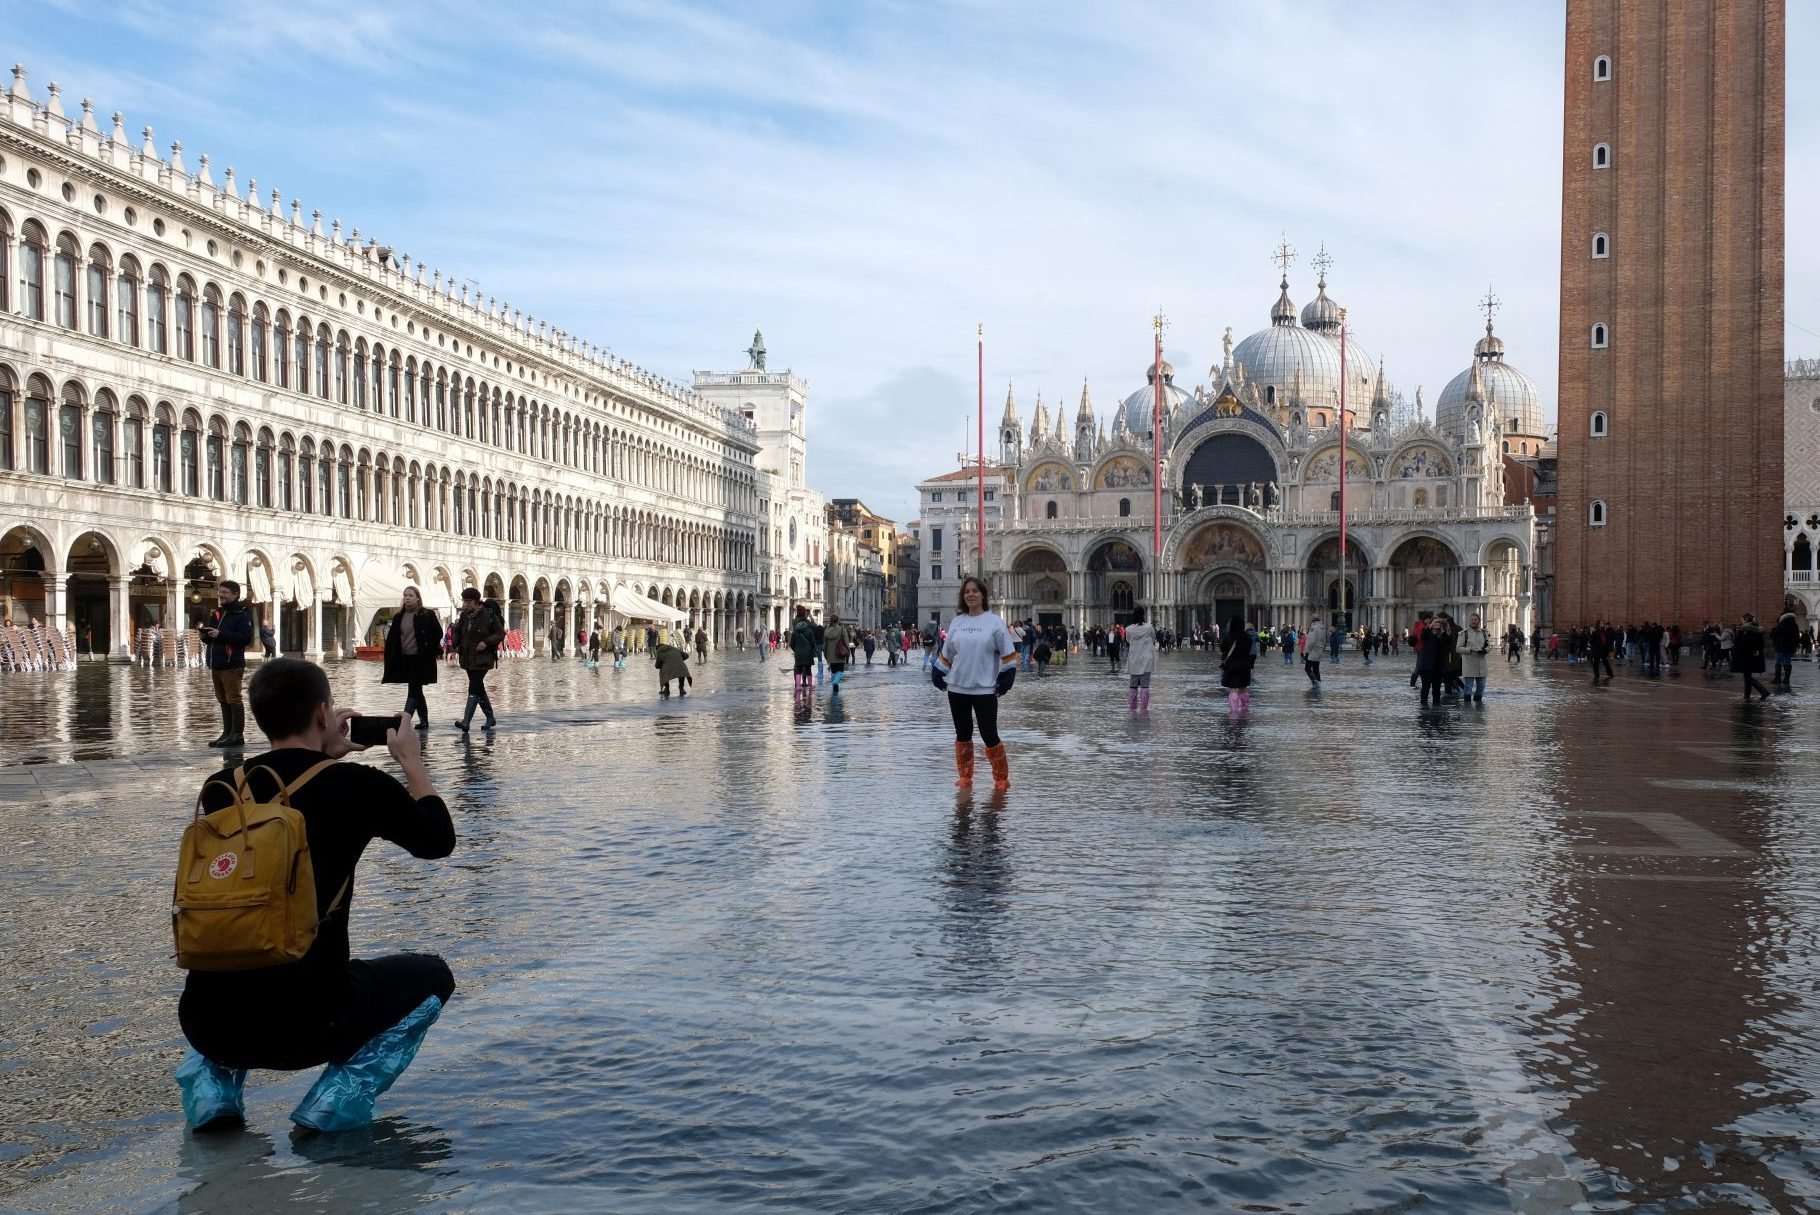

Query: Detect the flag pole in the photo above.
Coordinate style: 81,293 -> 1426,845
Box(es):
1338,307 -> 1349,632
1153,310 -> 1164,598
976,324 -> 985,573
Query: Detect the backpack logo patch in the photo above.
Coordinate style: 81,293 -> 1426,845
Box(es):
209,853 -> 238,879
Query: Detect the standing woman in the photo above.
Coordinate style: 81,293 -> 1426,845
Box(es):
1125,606 -> 1157,712
1219,615 -> 1255,712
382,585 -> 443,730
933,577 -> 1018,790
452,587 -> 504,731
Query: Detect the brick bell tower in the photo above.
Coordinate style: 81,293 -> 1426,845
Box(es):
1555,0 -> 1785,629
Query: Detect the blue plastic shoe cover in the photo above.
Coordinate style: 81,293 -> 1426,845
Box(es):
176,1049 -> 248,1130
289,996 -> 443,1133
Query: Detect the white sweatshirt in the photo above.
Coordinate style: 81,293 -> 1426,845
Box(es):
937,611 -> 1017,695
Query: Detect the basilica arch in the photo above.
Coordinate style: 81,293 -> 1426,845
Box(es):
1304,535 -> 1372,630
1179,430 -> 1280,509
1004,544 -> 1069,627
1384,534 -> 1462,626
1084,537 -> 1144,624
1171,519 -> 1270,631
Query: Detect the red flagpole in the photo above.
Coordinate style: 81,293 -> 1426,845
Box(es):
1153,313 -> 1163,569
1338,308 -> 1349,628
977,323 -> 985,565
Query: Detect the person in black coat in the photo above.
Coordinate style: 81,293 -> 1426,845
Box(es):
382,586 -> 444,729
1219,615 -> 1255,712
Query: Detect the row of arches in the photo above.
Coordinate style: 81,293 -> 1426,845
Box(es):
0,520 -> 765,659
0,206 -> 755,512
0,365 -> 757,572
980,521 -> 1527,637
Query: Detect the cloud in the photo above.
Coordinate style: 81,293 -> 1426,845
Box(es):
10,0 -> 1816,526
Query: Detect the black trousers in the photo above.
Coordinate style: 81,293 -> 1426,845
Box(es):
466,667 -> 495,716
401,681 -> 428,721
1592,655 -> 1614,679
1419,671 -> 1442,703
181,953 -> 455,1071
1304,658 -> 1321,684
948,691 -> 1001,747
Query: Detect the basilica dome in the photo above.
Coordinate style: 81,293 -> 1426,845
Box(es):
1231,278 -> 1378,416
1434,322 -> 1548,440
1118,359 -> 1196,437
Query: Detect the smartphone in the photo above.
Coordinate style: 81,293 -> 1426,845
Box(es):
348,714 -> 402,747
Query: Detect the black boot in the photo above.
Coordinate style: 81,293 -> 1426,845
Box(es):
208,703 -> 231,747
221,704 -> 245,749
454,696 -> 477,732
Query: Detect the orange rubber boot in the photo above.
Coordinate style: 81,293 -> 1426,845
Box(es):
953,741 -> 975,788
985,742 -> 1011,791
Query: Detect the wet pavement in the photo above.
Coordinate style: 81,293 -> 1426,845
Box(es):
3,648 -> 1820,1213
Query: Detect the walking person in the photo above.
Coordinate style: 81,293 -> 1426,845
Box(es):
1303,617 -> 1326,687
1125,606 -> 1157,712
1589,621 -> 1615,683
789,605 -> 818,697
932,577 -> 1018,790
200,579 -> 256,748
1772,607 -> 1800,691
451,588 -> 503,732
1415,615 -> 1444,707
381,586 -> 442,730
862,629 -> 877,666
545,620 -> 562,662
1219,615 -> 1255,713
1736,613 -> 1772,701
824,613 -> 853,690
1459,613 -> 1492,703
694,626 -> 709,664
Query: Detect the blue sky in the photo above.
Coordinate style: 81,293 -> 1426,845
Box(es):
12,0 -> 1815,523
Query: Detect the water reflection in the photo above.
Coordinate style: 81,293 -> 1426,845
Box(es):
176,1123 -> 453,1214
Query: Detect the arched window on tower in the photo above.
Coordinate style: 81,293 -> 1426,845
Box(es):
1592,232 -> 1609,258
1591,410 -> 1609,437
1593,143 -> 1611,169
1591,323 -> 1609,348
1589,500 -> 1607,527
1593,55 -> 1611,81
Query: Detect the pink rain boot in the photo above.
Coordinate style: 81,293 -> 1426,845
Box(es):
1239,691 -> 1252,712
1228,691 -> 1242,713
1129,688 -> 1139,712
1138,689 -> 1150,713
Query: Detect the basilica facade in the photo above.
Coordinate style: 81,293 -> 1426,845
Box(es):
967,272 -> 1542,637
0,68 -> 775,659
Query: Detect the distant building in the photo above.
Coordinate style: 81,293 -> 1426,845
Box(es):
911,269 -> 1536,637
1786,359 -> 1820,622
694,330 -> 827,629
828,497 -> 899,621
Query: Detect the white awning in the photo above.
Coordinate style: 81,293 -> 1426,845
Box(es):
284,560 -> 315,606
358,559 -> 412,611
424,570 -> 459,616
330,564 -> 354,605
610,584 -> 687,624
244,558 -> 273,604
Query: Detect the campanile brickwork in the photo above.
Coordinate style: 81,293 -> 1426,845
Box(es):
1555,0 -> 1785,629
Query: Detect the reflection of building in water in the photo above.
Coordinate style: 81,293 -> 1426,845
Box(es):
914,267 -> 1538,634
1537,694 -> 1793,1205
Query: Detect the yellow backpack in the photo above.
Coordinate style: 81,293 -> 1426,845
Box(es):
172,761 -> 349,971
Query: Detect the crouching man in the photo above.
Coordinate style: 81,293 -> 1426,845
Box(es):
175,657 -> 457,1134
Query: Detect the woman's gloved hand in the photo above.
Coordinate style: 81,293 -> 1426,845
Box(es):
995,668 -> 1016,697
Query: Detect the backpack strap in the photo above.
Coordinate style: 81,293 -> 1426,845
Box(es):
318,874 -> 353,924
282,757 -> 337,802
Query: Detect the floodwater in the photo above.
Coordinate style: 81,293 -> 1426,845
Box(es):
3,646 -> 1820,1213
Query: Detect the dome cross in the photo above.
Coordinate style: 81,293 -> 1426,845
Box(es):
1479,285 -> 1502,329
1310,243 -> 1333,285
1271,234 -> 1298,276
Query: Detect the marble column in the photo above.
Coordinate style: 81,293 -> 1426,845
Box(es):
110,575 -> 133,662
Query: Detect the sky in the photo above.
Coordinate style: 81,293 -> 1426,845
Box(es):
11,0 -> 1816,523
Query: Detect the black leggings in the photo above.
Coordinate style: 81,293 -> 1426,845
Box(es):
181,953 -> 455,1070
948,692 -> 1001,747
402,681 -> 428,719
